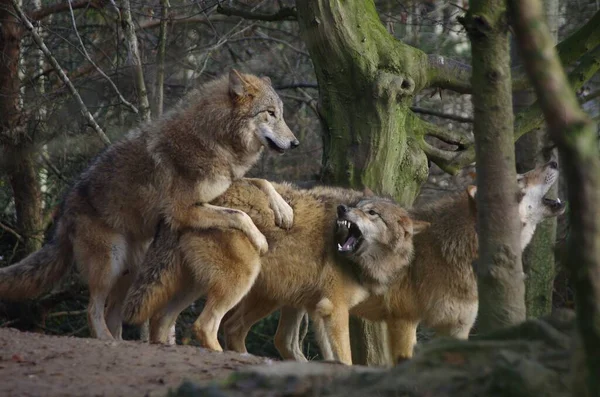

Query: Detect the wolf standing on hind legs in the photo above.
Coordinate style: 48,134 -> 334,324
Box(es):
0,70 -> 299,340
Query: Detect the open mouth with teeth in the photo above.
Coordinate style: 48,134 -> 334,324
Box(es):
336,218 -> 363,253
543,197 -> 566,213
265,137 -> 286,154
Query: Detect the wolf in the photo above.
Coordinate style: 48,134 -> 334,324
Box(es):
0,70 -> 299,340
121,181 -> 430,364
266,161 -> 566,363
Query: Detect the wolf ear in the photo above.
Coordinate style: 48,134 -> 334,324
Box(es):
363,187 -> 375,197
229,69 -> 249,98
412,220 -> 430,235
466,185 -> 477,199
261,76 -> 272,86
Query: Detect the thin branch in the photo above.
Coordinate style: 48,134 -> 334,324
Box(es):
229,34 -> 310,57
46,310 -> 87,318
411,106 -> 473,123
30,0 -> 109,21
275,82 -> 319,90
153,0 -> 170,118
581,89 -> 600,105
217,4 -> 297,21
121,0 -> 152,123
139,15 -> 228,30
0,220 -> 23,242
67,0 -> 139,115
11,0 -> 110,145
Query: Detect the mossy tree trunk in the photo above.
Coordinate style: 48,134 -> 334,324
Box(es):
510,0 -> 600,393
296,0 -> 475,365
513,0 -> 559,319
463,0 -> 526,332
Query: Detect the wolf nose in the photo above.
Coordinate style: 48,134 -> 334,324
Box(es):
337,205 -> 348,217
291,139 -> 300,149
548,160 -> 558,169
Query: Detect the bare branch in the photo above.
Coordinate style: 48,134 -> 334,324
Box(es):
139,15 -> 228,30
30,0 -> 109,21
67,0 -> 139,115
217,4 -> 297,21
153,0 -> 170,117
11,0 -> 110,145
411,106 -> 473,123
581,89 -> 600,105
0,220 -> 23,242
121,0 -> 152,123
427,55 -> 472,94
275,82 -> 319,90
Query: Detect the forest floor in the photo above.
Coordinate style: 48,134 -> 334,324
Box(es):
0,327 -> 271,397
0,309 -> 577,397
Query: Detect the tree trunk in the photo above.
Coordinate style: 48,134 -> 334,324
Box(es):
463,0 -> 525,332
296,0 -> 435,365
0,1 -> 43,258
513,0 -> 559,319
510,0 -> 600,393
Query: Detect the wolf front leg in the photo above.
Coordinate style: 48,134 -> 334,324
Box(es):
245,178 -> 294,229
386,318 -> 418,363
314,298 -> 352,365
166,190 -> 268,254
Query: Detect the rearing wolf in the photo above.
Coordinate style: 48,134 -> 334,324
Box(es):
0,70 -> 299,340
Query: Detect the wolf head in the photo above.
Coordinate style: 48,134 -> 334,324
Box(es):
228,70 -> 299,154
467,160 -> 565,249
335,198 -> 430,262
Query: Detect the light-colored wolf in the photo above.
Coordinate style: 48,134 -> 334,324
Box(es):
121,181 -> 429,364
260,161 -> 566,363
0,70 -> 298,340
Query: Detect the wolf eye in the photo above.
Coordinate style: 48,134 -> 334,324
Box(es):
368,209 -> 378,216
267,110 -> 276,117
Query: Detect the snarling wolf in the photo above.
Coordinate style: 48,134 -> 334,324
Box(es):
271,161 -> 566,363
121,181 -> 429,364
0,70 -> 298,340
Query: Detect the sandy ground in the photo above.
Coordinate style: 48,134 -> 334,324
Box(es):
0,327 -> 272,397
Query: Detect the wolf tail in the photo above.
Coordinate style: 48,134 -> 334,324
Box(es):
122,222 -> 182,325
0,223 -> 73,299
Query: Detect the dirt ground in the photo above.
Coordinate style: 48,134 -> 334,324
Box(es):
0,327 -> 272,397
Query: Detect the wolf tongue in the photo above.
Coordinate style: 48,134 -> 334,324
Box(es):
341,236 -> 356,251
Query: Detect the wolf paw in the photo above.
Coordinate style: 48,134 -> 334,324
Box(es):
248,228 -> 269,254
271,195 -> 294,229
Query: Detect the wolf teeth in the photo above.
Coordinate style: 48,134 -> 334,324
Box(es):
556,198 -> 561,204
337,243 -> 343,251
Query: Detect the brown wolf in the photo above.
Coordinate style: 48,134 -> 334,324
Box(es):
267,161 -> 566,363
121,181 -> 429,364
0,70 -> 298,340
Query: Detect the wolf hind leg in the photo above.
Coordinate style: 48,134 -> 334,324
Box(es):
275,306 -> 308,362
149,288 -> 201,344
75,226 -> 127,340
105,273 -> 134,340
